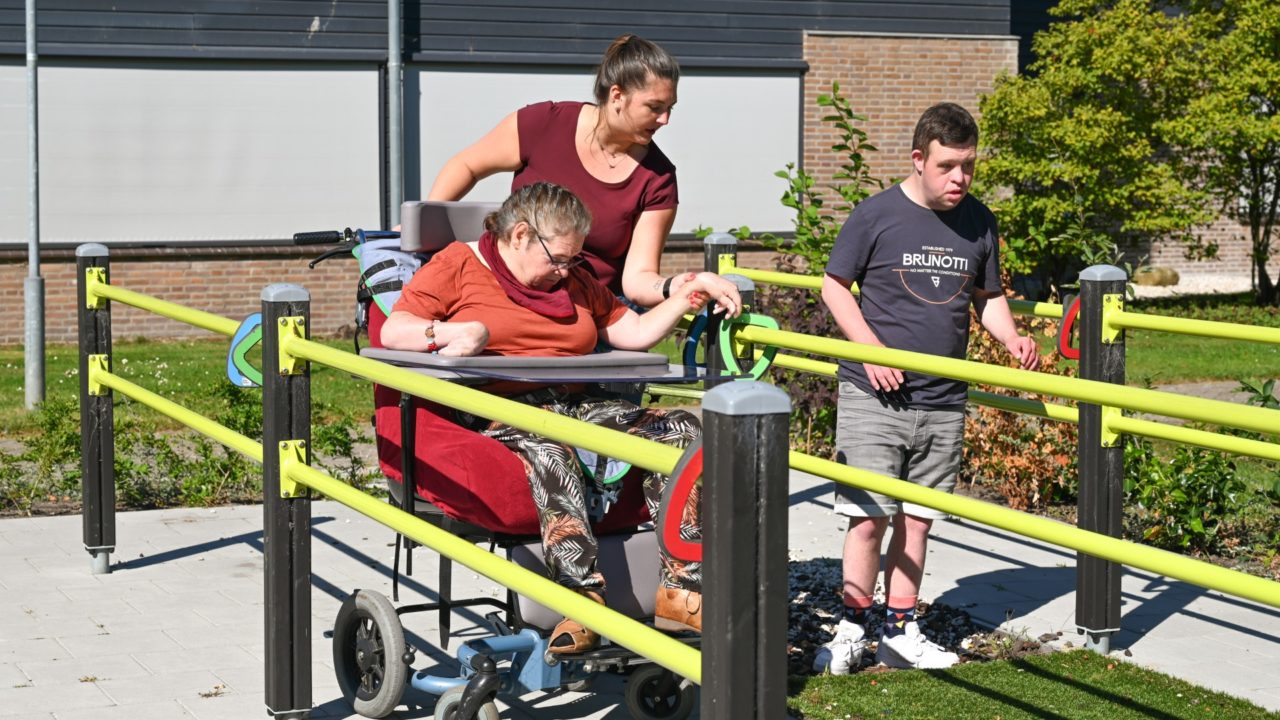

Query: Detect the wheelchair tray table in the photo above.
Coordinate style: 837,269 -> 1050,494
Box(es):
359,347 -> 712,384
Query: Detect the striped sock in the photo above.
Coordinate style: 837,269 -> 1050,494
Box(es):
883,596 -> 918,638
842,595 -> 874,627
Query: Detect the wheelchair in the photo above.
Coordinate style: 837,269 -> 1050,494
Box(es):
309,201 -> 705,720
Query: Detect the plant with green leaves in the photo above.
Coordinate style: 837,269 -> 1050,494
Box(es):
752,82 -> 885,454
761,81 -> 883,270
1123,435 -> 1246,552
979,0 -> 1218,292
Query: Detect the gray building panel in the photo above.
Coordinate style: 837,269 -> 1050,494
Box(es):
0,0 -> 388,60
411,1 -> 1012,66
2,1 -> 1023,66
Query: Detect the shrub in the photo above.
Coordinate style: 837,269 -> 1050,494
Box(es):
961,315 -> 1079,510
1123,435 -> 1245,553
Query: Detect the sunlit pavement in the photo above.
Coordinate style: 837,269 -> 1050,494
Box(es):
1,469 -> 1275,718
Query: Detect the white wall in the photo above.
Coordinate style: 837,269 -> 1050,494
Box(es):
0,62 -> 380,243
0,61 -> 798,244
412,67 -> 799,235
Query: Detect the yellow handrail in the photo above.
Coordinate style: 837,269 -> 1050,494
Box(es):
718,259 -> 1063,318
1107,415 -> 1280,462
83,340 -> 700,681
1110,309 -> 1280,346
77,273 -> 1280,682
90,369 -> 263,462
281,336 -> 685,476
766,350 -> 1280,461
719,254 -> 1280,342
282,461 -> 702,683
88,278 -> 240,337
968,389 -> 1080,424
791,451 -> 1280,609
738,325 -> 1280,437
768,351 -> 1082,423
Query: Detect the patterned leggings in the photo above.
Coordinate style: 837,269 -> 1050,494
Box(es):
466,391 -> 701,595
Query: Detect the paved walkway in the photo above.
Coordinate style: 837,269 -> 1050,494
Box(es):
1,469 -> 1277,719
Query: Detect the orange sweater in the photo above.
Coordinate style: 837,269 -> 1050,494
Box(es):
394,242 -> 628,357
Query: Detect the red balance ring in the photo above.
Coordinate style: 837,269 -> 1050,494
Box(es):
1057,294 -> 1081,361
658,439 -> 703,563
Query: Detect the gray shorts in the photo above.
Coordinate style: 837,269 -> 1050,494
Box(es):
833,382 -> 965,520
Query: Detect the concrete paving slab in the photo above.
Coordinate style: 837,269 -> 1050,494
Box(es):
0,638 -> 74,665
0,679 -> 113,715
1,469 -> 1277,717
95,669 -> 229,706
56,699 -> 197,719
131,644 -> 260,676
0,662 -> 29,686
16,655 -> 151,685
55,627 -> 185,659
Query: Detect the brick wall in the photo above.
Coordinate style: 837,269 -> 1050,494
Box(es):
0,242 -> 783,345
0,247 -> 357,345
1139,217 -> 1280,280
802,32 -> 1277,284
803,32 -> 1019,197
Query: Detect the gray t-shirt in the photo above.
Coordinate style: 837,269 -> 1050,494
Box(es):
825,185 -> 1002,408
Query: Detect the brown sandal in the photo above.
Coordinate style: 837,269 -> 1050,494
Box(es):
548,590 -> 605,655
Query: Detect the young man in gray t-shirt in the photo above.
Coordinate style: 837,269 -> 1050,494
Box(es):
814,103 -> 1040,673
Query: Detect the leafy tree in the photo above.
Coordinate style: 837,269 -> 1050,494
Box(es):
1166,0 -> 1280,305
979,0 -> 1216,294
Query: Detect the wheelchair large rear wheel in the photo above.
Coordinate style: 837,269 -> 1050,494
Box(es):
332,589 -> 408,718
624,664 -> 696,720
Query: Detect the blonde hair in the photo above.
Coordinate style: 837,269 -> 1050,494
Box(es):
484,182 -> 592,243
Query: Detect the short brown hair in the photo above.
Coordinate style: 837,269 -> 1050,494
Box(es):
912,103 -> 978,156
593,34 -> 680,104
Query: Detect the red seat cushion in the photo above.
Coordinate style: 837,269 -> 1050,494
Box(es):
368,305 -> 650,536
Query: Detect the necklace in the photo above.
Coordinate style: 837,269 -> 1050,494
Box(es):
590,125 -> 622,169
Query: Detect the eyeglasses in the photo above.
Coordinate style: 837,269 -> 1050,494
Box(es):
532,229 -> 587,271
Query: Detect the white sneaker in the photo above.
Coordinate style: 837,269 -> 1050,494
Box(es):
875,622 -> 959,669
812,619 -> 867,675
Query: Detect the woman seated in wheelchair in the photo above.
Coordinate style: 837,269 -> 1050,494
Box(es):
380,181 -> 740,654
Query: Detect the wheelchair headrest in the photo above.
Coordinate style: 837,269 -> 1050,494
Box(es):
400,200 -> 502,253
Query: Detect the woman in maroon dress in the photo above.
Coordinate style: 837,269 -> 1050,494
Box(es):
427,34 -> 741,314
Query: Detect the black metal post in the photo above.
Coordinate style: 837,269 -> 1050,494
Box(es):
76,243 -> 115,575
1076,264 -> 1126,654
261,284 -> 313,718
702,233 -> 737,388
701,381 -> 791,719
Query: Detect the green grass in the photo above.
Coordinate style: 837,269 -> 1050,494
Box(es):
1126,331 -> 1280,384
1025,293 -> 1279,384
1124,293 -> 1280,384
0,337 -> 373,436
788,650 -> 1279,720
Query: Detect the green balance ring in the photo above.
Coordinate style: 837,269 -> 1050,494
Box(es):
718,312 -> 779,380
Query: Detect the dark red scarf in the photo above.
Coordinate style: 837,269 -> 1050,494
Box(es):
478,231 -> 575,319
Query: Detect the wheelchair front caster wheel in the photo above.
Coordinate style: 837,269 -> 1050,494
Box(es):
625,664 -> 696,720
332,590 -> 408,718
433,685 -> 500,720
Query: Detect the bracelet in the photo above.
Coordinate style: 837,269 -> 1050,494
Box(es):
424,319 -> 439,353
661,276 -> 674,299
